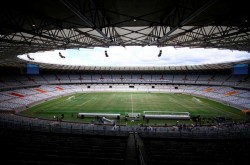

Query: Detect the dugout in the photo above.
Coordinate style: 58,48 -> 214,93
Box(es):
78,113 -> 120,119
143,114 -> 190,120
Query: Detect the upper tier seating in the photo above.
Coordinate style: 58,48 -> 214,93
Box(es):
0,74 -> 249,89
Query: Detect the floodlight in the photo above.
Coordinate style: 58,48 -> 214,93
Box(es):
105,50 -> 109,57
59,52 -> 65,58
27,54 -> 34,60
158,50 -> 162,57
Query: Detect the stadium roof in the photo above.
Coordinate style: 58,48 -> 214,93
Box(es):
0,0 -> 250,67
38,59 -> 250,71
2,59 -> 249,72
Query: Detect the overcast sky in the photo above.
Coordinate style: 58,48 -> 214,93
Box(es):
18,46 -> 250,66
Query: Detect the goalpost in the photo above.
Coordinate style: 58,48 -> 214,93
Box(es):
66,95 -> 75,101
192,97 -> 203,103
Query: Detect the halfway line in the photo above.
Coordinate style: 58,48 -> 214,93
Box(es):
131,94 -> 134,113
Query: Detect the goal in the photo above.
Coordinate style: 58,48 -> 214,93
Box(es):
66,95 -> 75,101
192,97 -> 203,103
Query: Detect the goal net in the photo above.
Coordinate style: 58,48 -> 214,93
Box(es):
66,95 -> 75,101
192,97 -> 203,103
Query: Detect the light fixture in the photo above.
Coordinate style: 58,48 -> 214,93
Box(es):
105,50 -> 109,57
27,54 -> 34,60
158,50 -> 162,57
59,52 -> 65,58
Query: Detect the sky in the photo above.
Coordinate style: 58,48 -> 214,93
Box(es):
18,46 -> 250,66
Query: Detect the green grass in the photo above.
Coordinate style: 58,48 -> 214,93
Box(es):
20,92 -> 249,125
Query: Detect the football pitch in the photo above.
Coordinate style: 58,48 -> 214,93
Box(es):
20,92 -> 249,125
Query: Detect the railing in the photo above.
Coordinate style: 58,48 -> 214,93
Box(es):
137,147 -> 146,165
1,114 -> 250,139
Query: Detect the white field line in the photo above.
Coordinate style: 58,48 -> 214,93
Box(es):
77,96 -> 96,106
168,96 -> 192,109
131,94 -> 133,113
202,102 -> 241,117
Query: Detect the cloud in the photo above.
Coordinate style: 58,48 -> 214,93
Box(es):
18,46 -> 250,66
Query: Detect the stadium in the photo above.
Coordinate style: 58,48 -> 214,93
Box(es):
1,0 -> 250,165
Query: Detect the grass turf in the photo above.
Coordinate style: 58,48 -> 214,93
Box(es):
20,92 -> 249,125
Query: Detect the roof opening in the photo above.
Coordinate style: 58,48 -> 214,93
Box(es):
17,46 -> 250,66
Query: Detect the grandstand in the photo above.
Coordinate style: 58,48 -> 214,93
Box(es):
1,69 -> 250,165
1,0 -> 250,165
1,71 -> 249,112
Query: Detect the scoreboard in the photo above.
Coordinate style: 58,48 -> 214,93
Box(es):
26,64 -> 39,75
233,64 -> 248,75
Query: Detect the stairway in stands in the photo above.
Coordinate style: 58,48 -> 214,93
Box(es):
125,132 -> 139,165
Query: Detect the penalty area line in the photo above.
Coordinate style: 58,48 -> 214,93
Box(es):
77,96 -> 96,106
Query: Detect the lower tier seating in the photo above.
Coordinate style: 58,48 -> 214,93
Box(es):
141,136 -> 250,165
0,129 -> 128,165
